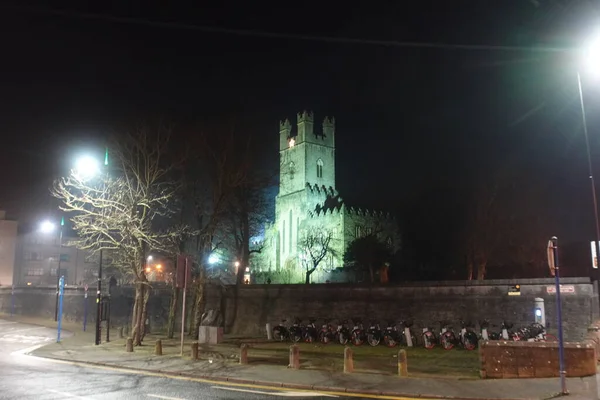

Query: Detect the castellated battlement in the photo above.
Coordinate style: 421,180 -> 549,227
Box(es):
279,111 -> 335,150
309,203 -> 394,220
306,182 -> 338,197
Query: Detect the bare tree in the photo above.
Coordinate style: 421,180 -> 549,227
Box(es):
52,128 -> 189,345
298,228 -> 336,284
463,164 -> 552,280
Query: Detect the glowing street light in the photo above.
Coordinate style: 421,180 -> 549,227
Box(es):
156,264 -> 162,270
73,155 -> 100,181
208,254 -> 219,265
39,220 -> 56,234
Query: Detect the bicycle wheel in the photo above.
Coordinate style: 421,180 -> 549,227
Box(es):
367,333 -> 380,347
383,334 -> 398,348
463,331 -> 478,350
422,331 -> 435,349
441,331 -> 455,350
338,332 -> 349,345
318,331 -> 329,344
351,330 -> 364,346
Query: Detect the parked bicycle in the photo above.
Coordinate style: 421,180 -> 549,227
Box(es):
514,322 -> 557,342
366,320 -> 383,347
422,324 -> 437,349
272,319 -> 290,341
350,318 -> 365,346
337,319 -> 350,345
289,317 -> 304,343
383,320 -> 401,347
318,318 -> 336,344
303,318 -> 318,343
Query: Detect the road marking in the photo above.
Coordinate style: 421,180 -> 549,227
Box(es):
147,395 -> 187,400
0,326 -> 46,335
27,355 -> 427,400
0,320 -> 16,325
46,389 -> 93,399
212,386 -> 338,397
11,343 -> 47,356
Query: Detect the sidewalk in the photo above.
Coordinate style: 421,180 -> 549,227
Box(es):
5,315 -> 598,400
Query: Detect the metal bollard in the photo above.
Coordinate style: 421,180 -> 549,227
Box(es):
398,349 -> 408,377
343,346 -> 354,373
240,343 -> 249,365
155,339 -> 163,356
191,341 -> 199,360
289,344 -> 300,369
126,337 -> 133,352
266,323 -> 273,340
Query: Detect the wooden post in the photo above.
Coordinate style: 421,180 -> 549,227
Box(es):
240,344 -> 249,365
289,344 -> 300,369
118,326 -> 124,339
343,346 -> 354,373
398,349 -> 408,377
155,339 -> 163,356
191,341 -> 199,360
125,337 -> 133,352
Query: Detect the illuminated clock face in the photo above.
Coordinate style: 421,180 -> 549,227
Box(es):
289,138 -> 295,147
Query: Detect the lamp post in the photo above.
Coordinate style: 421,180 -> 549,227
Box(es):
577,72 -> 600,279
577,37 -> 600,281
39,218 -> 64,322
73,150 -> 107,345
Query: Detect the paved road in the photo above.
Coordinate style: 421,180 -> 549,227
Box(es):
0,320 -> 369,400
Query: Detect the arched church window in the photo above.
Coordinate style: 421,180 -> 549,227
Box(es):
316,159 -> 324,178
289,162 -> 295,179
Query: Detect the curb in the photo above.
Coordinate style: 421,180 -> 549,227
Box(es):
29,353 -> 542,400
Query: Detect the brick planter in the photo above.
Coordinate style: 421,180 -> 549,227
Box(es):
479,339 -> 597,379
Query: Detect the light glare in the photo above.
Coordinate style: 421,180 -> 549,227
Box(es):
39,220 -> 56,234
74,155 -> 100,180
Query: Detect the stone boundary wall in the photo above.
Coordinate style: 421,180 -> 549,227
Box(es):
205,278 -> 599,341
479,340 -> 597,378
0,278 -> 598,342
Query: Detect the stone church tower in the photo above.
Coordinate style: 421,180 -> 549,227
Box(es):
257,111 -> 399,283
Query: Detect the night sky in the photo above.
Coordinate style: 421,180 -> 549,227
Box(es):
2,1 -> 600,271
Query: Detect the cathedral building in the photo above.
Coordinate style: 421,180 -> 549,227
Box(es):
256,111 -> 400,283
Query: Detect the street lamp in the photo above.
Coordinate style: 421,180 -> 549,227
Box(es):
39,217 -> 64,321
74,150 -> 108,346
73,155 -> 100,181
577,37 -> 600,278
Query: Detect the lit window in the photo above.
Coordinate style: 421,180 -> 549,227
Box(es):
289,138 -> 295,147
317,159 -> 324,178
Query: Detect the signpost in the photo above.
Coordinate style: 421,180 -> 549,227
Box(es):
57,276 -> 65,343
177,255 -> 191,356
591,241 -> 599,269
547,237 -> 567,395
83,284 -> 88,331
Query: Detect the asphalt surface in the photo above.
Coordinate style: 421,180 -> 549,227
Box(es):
0,319 -> 363,400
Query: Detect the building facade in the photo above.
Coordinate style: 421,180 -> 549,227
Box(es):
14,231 -> 97,287
255,111 -> 400,282
0,211 -> 18,287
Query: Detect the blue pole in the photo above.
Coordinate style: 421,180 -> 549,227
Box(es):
10,285 -> 14,317
57,276 -> 65,343
83,288 -> 88,332
551,237 -> 567,395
